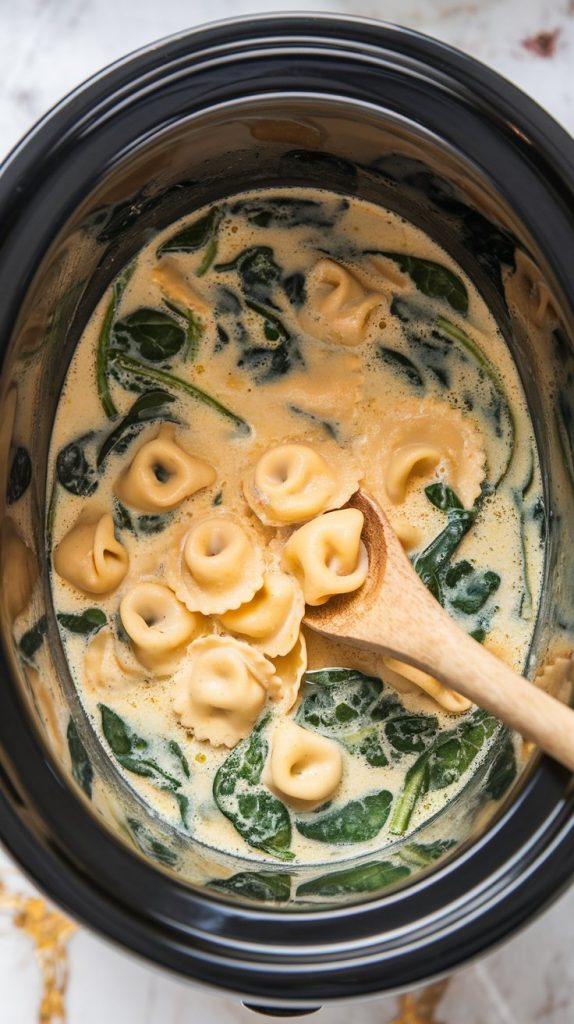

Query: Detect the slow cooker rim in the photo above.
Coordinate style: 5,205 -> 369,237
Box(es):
1,14 -> 574,1003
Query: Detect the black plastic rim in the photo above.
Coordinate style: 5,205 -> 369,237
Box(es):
1,15 -> 574,1009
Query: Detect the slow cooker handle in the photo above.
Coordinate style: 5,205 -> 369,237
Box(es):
243,1004 -> 320,1016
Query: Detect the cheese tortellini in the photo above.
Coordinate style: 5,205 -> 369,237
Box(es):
269,720 -> 343,808
244,443 -> 336,525
219,570 -> 304,657
282,508 -> 368,606
374,398 -> 485,511
115,424 -> 216,513
301,258 -> 385,347
120,582 -> 205,673
173,636 -> 275,747
268,631 -> 308,712
383,657 -> 472,714
54,512 -> 128,595
169,514 -> 265,615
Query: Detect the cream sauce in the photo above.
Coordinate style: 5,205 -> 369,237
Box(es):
48,187 -> 544,866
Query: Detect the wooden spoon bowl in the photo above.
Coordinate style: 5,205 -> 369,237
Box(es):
304,491 -> 574,773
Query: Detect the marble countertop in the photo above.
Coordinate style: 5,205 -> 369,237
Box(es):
2,1 -> 574,1022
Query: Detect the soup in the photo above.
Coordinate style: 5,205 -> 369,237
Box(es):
48,188 -> 544,868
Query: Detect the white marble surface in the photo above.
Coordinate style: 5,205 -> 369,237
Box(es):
2,1 -> 574,1021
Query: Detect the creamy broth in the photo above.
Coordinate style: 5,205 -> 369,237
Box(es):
49,188 -> 544,867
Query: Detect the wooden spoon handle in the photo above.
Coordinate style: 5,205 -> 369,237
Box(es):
361,604 -> 574,772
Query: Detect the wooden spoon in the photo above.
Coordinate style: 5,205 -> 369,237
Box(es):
304,491 -> 574,772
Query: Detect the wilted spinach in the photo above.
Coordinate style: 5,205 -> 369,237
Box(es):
413,484 -> 476,601
283,271 -> 306,307
97,389 -> 176,467
110,352 -> 250,435
296,790 -> 392,845
442,560 -> 500,614
390,708 -> 501,835
213,717 -> 293,860
18,616 -> 47,664
342,726 -> 388,767
368,251 -> 468,314
58,608 -> 107,636
127,817 -> 179,868
484,732 -> 517,800
287,404 -> 338,440
96,263 -> 134,418
158,206 -> 223,262
377,347 -> 424,389
67,718 -> 94,797
7,446 -> 32,504
56,433 -> 99,496
296,668 -> 398,737
297,860 -> 410,898
215,246 -> 283,302
231,196 -> 339,229
385,714 -> 439,755
397,839 -> 457,868
99,705 -> 191,828
209,871 -> 291,902
112,308 -> 185,363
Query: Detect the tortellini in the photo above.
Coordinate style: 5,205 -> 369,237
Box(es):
244,441 -> 363,528
281,508 -> 368,606
219,570 -> 304,657
268,631 -> 308,712
0,517 -> 37,623
168,514 -> 265,615
269,720 -> 343,808
244,443 -> 336,525
54,512 -> 128,595
173,636 -> 275,747
115,424 -> 216,513
120,582 -> 205,673
84,629 -> 141,693
383,657 -> 472,714
375,398 -> 485,511
300,258 -> 386,347
152,259 -> 211,317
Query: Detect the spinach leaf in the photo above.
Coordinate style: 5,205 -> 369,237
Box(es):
485,733 -> 517,800
413,485 -> 476,599
213,718 -> 293,860
158,206 -> 223,255
385,714 -> 438,755
287,404 -> 338,440
442,560 -> 500,614
369,251 -> 468,314
7,447 -> 32,504
296,668 -> 394,736
390,709 -> 501,835
162,299 -> 204,361
237,339 -> 303,384
215,246 -> 283,302
56,434 -> 99,496
231,196 -> 336,229
18,616 -> 47,664
127,817 -> 179,868
67,718 -> 94,798
196,238 -> 219,277
96,264 -> 134,418
110,352 -> 250,436
135,512 -> 173,535
343,726 -> 388,767
283,271 -> 306,307
112,308 -> 185,363
429,709 -> 500,789
297,860 -> 410,898
58,608 -> 107,636
100,704 -> 148,757
246,299 -> 290,341
296,790 -> 392,845
435,317 -> 515,483
398,839 -> 457,868
209,871 -> 291,902
99,705 -> 191,827
377,347 -> 424,388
